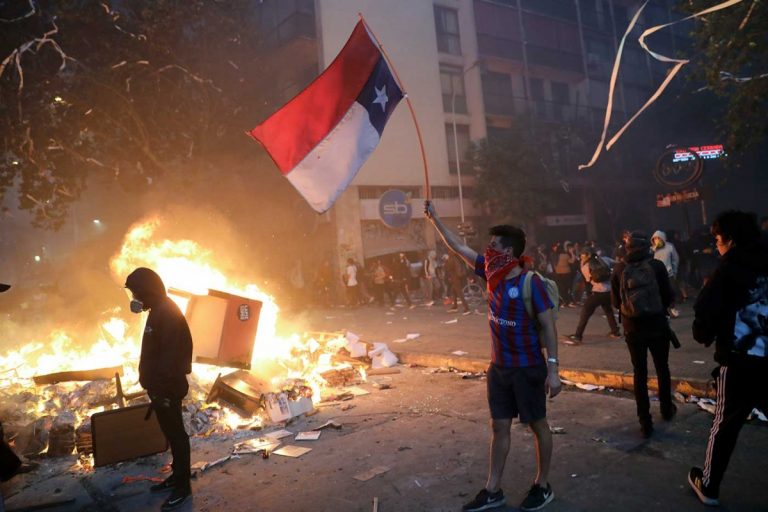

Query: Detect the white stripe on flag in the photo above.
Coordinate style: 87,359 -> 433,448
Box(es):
286,102 -> 380,213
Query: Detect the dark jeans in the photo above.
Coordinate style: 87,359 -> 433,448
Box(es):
554,272 -> 572,304
153,398 -> 191,492
702,359 -> 768,492
625,331 -> 672,423
447,279 -> 469,312
574,292 -> 619,337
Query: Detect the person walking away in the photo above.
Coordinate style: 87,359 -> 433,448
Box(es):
444,253 -> 471,315
688,210 -> 768,507
421,250 -> 438,306
343,258 -> 360,307
651,230 -> 681,317
553,242 -> 576,307
372,260 -> 392,307
125,268 -> 193,511
425,201 -> 561,512
565,248 -> 621,344
392,253 -> 414,308
611,233 -> 676,438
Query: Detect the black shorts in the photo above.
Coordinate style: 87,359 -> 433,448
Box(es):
487,363 -> 547,423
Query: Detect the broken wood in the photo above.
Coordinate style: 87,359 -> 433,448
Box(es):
33,366 -> 123,385
366,367 -> 401,376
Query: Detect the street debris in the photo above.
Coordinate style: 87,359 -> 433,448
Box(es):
120,474 -> 164,485
371,379 -> 392,390
575,383 -> 605,391
353,465 -> 391,482
550,426 -> 567,434
451,350 -> 468,356
693,360 -> 706,364
295,431 -> 321,441
443,319 -> 458,324
368,343 -> 398,368
367,368 -> 401,376
191,453 -> 241,474
233,436 -> 281,456
313,420 -> 342,431
265,429 -> 293,440
698,401 -> 717,415
273,445 -> 312,458
749,409 -> 767,422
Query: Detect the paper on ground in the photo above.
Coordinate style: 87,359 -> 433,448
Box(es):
443,319 -> 458,324
344,386 -> 370,396
295,431 -> 322,441
452,350 -> 468,356
575,383 -> 604,391
693,360 -> 706,364
265,429 -> 293,440
406,333 -> 420,340
353,465 -> 391,481
369,342 -> 398,368
392,338 -> 408,343
233,437 -> 281,454
273,445 -> 312,458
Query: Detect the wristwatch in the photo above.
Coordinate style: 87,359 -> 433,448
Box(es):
546,357 -> 559,365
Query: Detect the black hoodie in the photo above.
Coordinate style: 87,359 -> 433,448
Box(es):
693,243 -> 768,365
125,268 -> 193,400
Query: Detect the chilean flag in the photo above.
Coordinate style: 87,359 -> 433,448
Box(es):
249,21 -> 403,213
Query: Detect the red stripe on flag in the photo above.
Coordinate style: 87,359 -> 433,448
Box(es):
249,21 -> 380,174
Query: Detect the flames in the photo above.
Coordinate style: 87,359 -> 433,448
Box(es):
0,215 -> 364,458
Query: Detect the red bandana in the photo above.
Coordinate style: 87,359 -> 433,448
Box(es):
484,247 -> 532,293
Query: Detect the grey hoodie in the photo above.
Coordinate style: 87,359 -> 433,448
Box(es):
652,230 -> 679,277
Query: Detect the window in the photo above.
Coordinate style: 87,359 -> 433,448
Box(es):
440,65 -> 467,114
434,6 -> 461,55
482,71 -> 514,115
445,123 -> 471,174
551,81 -> 570,120
528,78 -> 547,118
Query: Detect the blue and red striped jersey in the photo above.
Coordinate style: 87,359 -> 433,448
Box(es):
475,254 -> 553,368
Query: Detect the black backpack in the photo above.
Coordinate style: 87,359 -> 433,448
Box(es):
620,260 -> 664,317
588,255 -> 612,283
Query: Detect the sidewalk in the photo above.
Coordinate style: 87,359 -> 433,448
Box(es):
284,300 -> 717,396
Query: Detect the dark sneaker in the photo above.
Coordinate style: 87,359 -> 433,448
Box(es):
161,488 -> 191,511
150,475 -> 175,493
520,483 -> 554,511
608,331 -> 622,339
462,488 -> 505,511
564,335 -> 582,345
688,467 -> 719,506
661,403 -> 678,421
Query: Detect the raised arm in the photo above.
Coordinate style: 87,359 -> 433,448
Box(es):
424,200 -> 477,267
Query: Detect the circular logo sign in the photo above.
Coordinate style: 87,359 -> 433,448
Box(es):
379,189 -> 412,229
508,287 -> 520,299
654,147 -> 703,189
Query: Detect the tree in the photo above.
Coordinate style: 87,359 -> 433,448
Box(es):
0,0 -> 293,229
682,0 -> 767,155
470,120 -> 567,229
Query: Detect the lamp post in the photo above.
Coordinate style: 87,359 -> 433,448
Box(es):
450,60 -> 480,232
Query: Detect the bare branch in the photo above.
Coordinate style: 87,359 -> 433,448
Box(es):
0,0 -> 36,23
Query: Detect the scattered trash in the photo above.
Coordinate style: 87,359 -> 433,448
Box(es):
451,351 -> 468,356
233,437 -> 280,456
346,332 -> 368,358
344,386 -> 371,395
340,403 -> 355,411
406,333 -> 420,340
693,360 -> 706,365
273,445 -> 312,458
385,312 -> 395,316
367,368 -> 401,376
414,480 -> 422,488
571,473 -> 578,478
192,454 -> 240,473
591,437 -> 607,444
371,380 -> 392,390
550,426 -> 566,434
392,338 -> 408,343
575,383 -> 604,391
353,465 -> 391,482
264,429 -> 293,440
368,343 -> 399,368
443,319 -> 458,324
295,431 -> 321,441
698,402 -> 716,415
459,372 -> 484,380
560,378 -> 576,386
748,408 -> 767,422
673,392 -> 687,403
313,420 -> 343,431
120,475 -> 164,485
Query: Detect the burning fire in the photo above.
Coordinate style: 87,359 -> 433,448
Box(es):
0,215 -> 365,461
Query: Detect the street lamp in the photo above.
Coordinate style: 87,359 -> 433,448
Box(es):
450,60 -> 480,231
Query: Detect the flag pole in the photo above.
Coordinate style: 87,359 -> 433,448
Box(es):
359,14 -> 431,201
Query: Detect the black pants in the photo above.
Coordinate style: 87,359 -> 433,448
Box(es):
391,279 -> 412,306
553,273 -> 572,304
574,291 -> 619,338
702,359 -> 768,493
153,398 -> 191,492
625,331 -> 673,423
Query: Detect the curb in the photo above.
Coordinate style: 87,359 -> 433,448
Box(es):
394,350 -> 716,399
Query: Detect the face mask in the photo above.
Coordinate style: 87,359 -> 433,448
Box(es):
130,299 -> 144,314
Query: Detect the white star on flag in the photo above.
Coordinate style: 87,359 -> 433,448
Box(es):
373,85 -> 388,112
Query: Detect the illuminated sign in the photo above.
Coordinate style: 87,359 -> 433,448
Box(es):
379,189 -> 412,228
656,189 -> 700,208
672,145 -> 725,162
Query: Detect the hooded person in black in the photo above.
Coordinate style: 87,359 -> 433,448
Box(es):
687,211 -> 768,507
125,268 -> 193,511
611,232 -> 675,438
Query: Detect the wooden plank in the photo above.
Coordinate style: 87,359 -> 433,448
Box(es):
91,403 -> 167,467
33,366 -> 123,385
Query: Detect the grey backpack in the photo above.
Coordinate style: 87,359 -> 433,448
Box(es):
620,260 -> 664,317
